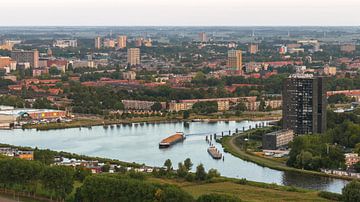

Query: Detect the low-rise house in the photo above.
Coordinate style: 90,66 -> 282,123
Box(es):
122,100 -> 166,111
262,130 -> 294,150
345,153 -> 360,168
0,147 -> 34,160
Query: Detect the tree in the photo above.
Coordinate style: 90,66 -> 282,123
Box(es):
33,98 -> 52,109
34,149 -> 57,165
151,102 -> 162,111
101,163 -> 110,172
41,166 -> 74,200
183,110 -> 190,119
74,167 -> 92,182
164,159 -> 172,172
234,101 -> 247,112
353,162 -> 360,173
195,164 -> 207,181
49,66 -> 61,75
192,101 -> 218,114
259,99 -> 266,112
77,175 -> 194,202
114,101 -> 124,110
355,143 -> 360,154
207,169 -> 220,179
342,180 -> 360,202
176,162 -> 188,178
184,158 -> 193,171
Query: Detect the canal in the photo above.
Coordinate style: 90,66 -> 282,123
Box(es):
0,120 -> 348,193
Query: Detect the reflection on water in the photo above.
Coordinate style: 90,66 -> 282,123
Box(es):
0,120 -> 348,193
281,171 -> 348,192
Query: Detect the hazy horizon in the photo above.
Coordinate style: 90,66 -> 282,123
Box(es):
1,0 -> 359,26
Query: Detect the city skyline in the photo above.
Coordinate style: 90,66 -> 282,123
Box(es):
1,0 -> 360,26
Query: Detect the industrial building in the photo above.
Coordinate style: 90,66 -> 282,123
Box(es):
0,106 -> 67,129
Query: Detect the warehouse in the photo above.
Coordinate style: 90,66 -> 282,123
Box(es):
0,106 -> 67,129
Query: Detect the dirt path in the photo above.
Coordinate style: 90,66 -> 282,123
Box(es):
0,195 -> 18,202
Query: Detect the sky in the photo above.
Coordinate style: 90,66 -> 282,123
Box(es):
1,0 -> 360,26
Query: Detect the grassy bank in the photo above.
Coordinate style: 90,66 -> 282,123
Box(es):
148,177 -> 333,202
220,134 -> 353,181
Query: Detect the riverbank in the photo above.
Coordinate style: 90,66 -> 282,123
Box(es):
220,134 -> 354,181
21,111 -> 281,131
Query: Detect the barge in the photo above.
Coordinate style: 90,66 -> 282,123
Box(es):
207,146 -> 222,159
159,132 -> 185,148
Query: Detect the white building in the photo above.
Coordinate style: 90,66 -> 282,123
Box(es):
53,40 -> 78,48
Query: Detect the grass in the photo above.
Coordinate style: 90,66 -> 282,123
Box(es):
148,177 -> 333,202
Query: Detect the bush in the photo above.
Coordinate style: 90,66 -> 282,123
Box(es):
318,191 -> 343,201
185,173 -> 195,182
74,167 -> 92,182
128,170 -> 146,180
236,178 -> 247,185
207,169 -> 220,179
76,175 -> 194,202
342,180 -> 360,202
197,193 -> 241,202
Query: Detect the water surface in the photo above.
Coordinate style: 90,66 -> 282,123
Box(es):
0,120 -> 348,193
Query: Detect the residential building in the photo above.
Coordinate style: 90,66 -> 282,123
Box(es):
245,99 -> 282,111
53,39 -> 77,48
127,48 -> 140,66
169,102 -> 194,112
248,44 -> 259,54
169,98 -> 233,112
262,129 -> 294,150
340,44 -> 356,53
72,60 -> 95,68
103,39 -> 115,48
199,32 -> 208,42
0,56 -> 16,71
143,39 -> 152,47
0,40 -> 15,50
117,35 -> 127,49
122,100 -> 166,111
323,66 -> 337,76
345,153 -> 360,168
282,74 -> 327,134
227,50 -> 243,73
279,45 -> 287,54
95,36 -> 101,49
135,38 -> 143,47
0,148 -> 34,160
11,50 -> 39,68
288,48 -> 305,54
327,89 -> 360,102
122,71 -> 136,80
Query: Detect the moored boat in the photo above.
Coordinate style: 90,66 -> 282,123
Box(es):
159,132 -> 185,148
207,146 -> 222,159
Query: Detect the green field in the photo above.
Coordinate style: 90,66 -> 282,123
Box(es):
148,178 -> 332,202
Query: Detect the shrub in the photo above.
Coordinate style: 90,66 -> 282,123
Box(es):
318,191 -> 343,201
342,180 -> 360,202
197,193 -> 241,202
